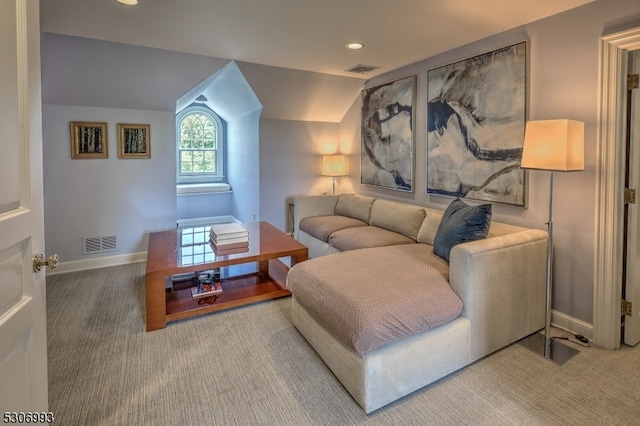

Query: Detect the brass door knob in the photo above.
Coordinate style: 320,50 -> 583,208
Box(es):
33,254 -> 59,272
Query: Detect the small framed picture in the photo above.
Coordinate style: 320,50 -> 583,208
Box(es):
118,123 -> 151,159
70,122 -> 108,159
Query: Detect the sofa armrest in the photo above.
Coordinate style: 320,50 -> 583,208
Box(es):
294,195 -> 340,239
449,229 -> 548,362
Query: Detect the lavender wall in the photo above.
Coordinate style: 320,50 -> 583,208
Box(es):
42,105 -> 176,263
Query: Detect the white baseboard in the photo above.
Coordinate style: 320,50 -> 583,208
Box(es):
551,309 -> 594,340
46,252 -> 147,276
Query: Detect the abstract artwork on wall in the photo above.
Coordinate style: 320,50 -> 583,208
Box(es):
361,75 -> 415,192
427,42 -> 527,206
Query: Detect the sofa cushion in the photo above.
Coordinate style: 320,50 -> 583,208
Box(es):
329,226 -> 415,252
488,221 -> 528,238
299,215 -> 368,242
287,244 -> 462,354
369,199 -> 426,240
335,193 -> 376,223
433,198 -> 492,261
416,208 -> 444,245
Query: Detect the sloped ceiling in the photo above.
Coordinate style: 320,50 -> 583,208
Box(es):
40,33 -> 364,122
39,0 -> 596,122
40,0 -> 595,79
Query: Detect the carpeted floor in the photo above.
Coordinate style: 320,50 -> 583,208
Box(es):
47,262 -> 640,425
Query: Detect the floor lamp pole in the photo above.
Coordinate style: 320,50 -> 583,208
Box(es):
520,171 -> 580,365
544,172 -> 554,359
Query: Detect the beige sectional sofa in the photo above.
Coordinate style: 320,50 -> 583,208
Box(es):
287,193 -> 548,413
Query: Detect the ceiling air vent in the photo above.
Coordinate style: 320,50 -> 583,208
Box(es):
83,235 -> 118,255
345,64 -> 380,74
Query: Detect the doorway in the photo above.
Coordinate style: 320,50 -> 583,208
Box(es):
594,27 -> 640,350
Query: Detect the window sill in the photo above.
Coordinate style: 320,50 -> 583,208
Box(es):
176,183 -> 231,194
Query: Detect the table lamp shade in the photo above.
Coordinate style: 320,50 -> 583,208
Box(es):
321,155 -> 347,177
521,119 -> 585,172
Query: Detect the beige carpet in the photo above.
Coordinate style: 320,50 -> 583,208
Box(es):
47,263 -> 640,425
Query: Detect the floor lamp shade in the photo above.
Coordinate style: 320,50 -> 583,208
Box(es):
521,119 -> 585,172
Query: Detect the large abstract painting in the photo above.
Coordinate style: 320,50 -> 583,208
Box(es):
427,42 -> 526,206
361,75 -> 415,192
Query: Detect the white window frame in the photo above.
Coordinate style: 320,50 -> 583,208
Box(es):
176,105 -> 224,184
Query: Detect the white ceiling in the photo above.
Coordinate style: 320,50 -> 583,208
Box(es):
40,0 -> 595,79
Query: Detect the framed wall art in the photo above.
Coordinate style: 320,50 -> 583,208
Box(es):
118,123 -> 150,159
70,121 -> 108,159
426,42 -> 527,206
361,75 -> 415,192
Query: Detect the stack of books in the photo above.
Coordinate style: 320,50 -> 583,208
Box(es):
210,223 -> 249,254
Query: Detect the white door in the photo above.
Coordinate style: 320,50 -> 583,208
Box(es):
625,51 -> 640,346
0,0 -> 50,414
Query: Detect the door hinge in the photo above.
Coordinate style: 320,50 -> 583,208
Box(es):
625,188 -> 636,204
629,74 -> 639,90
622,299 -> 633,317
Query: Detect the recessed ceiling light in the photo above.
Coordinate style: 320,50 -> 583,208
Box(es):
346,42 -> 365,50
116,0 -> 138,5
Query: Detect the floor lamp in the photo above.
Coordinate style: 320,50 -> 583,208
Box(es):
321,155 -> 346,194
519,119 -> 585,365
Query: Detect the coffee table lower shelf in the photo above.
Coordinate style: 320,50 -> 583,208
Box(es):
165,269 -> 290,323
145,222 -> 308,331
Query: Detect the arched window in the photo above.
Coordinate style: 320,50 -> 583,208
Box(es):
176,106 -> 224,183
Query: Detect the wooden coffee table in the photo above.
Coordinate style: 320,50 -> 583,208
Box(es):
145,221 -> 308,331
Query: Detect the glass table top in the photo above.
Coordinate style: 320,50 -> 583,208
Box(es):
178,226 -> 215,266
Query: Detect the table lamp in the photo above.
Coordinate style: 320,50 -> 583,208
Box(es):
321,155 -> 346,194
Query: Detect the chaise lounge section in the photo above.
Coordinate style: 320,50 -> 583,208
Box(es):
287,193 -> 548,413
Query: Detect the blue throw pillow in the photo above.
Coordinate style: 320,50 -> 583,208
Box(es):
433,198 -> 492,262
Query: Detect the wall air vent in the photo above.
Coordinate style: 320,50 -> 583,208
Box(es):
345,64 -> 380,74
83,235 -> 118,255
